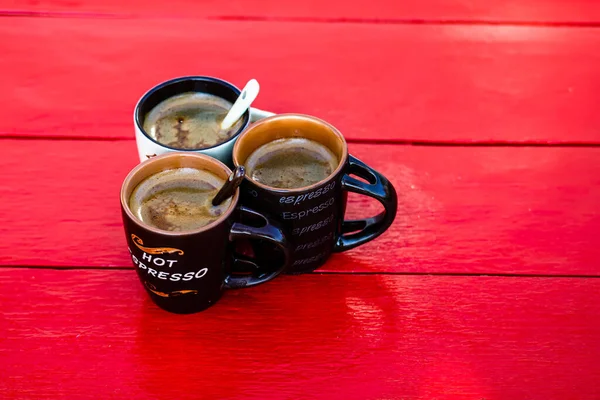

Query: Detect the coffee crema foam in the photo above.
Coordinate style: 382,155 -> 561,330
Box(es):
129,168 -> 232,232
143,92 -> 243,150
245,138 -> 339,189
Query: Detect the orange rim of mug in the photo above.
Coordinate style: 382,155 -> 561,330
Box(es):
120,152 -> 240,237
232,113 -> 349,193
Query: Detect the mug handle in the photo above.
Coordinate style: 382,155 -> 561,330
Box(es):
249,107 -> 275,123
334,155 -> 398,252
225,206 -> 291,288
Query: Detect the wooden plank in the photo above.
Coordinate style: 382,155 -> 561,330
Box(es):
1,0 -> 600,23
1,269 -> 599,399
1,18 -> 599,144
1,139 -> 599,275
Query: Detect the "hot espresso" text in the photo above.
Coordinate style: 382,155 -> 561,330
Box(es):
129,248 -> 207,281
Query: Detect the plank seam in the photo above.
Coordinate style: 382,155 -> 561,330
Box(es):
2,265 -> 599,278
208,15 -> 600,28
0,135 -> 129,142
316,271 -> 600,279
2,11 -> 600,28
0,10 -> 126,18
2,135 -> 600,147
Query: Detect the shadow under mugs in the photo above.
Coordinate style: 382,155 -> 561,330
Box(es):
233,114 -> 398,274
120,153 -> 291,314
134,76 -> 250,168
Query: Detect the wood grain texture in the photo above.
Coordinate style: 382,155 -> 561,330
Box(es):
1,0 -> 600,23
0,269 -> 599,399
1,18 -> 600,143
2,139 -> 599,275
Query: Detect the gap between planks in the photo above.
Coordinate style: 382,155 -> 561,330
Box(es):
2,135 -> 600,147
2,264 -> 600,279
2,11 -> 600,28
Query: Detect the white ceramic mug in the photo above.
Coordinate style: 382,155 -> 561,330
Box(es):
134,76 -> 274,167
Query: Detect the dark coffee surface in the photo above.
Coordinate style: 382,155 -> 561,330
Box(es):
142,92 -> 243,150
129,168 -> 232,232
245,138 -> 339,189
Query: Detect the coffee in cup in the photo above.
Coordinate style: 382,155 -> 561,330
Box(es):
142,92 -> 244,150
134,76 -> 251,167
128,167 -> 232,232
244,138 -> 339,189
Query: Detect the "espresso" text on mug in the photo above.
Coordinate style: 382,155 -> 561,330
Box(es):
278,181 -> 335,206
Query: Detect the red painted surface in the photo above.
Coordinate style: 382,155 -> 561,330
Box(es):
1,18 -> 600,143
1,139 -> 599,275
1,0 -> 599,23
1,269 -> 599,399
2,1 -> 600,398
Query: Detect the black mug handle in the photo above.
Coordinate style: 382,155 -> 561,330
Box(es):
334,155 -> 398,252
226,206 -> 291,288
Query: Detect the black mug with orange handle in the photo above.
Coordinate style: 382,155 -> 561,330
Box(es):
233,114 -> 397,273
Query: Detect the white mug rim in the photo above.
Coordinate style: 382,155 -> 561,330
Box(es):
133,75 -> 250,153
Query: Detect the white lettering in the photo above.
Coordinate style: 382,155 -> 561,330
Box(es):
139,269 -> 207,281
195,268 -> 208,279
158,271 -> 168,280
292,252 -> 327,266
295,215 -> 335,236
278,181 -> 335,207
166,259 -> 178,268
296,233 -> 334,251
282,198 -> 335,220
129,245 -> 205,282
293,194 -> 306,206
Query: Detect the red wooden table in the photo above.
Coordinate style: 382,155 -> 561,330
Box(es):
1,1 -> 600,399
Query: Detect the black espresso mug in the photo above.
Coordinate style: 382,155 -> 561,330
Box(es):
120,153 -> 291,313
233,114 -> 397,273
